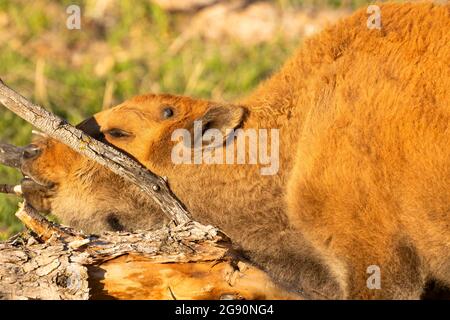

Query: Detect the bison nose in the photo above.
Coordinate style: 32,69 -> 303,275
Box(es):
23,144 -> 42,160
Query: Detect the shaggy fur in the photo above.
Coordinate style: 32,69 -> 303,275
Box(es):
21,2 -> 450,299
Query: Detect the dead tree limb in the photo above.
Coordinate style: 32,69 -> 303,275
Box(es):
14,201 -> 83,242
0,79 -> 190,225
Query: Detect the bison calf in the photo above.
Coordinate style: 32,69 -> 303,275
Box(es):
20,3 -> 450,299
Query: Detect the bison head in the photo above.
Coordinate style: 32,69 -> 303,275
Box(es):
20,94 -> 245,233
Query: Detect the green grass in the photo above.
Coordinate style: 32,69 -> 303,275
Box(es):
0,0 -> 372,239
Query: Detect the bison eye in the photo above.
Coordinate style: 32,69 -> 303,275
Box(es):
162,107 -> 174,119
105,128 -> 131,139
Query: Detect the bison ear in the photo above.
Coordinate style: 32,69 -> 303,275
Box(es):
189,104 -> 245,149
76,117 -> 103,140
198,104 -> 245,136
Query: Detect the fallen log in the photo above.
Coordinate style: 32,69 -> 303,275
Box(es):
0,202 -> 300,300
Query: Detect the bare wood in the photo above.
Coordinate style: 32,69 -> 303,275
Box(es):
0,79 -> 191,225
89,257 -> 300,300
0,204 -> 300,300
0,143 -> 23,169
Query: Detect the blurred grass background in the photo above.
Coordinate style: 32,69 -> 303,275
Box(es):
0,0 -> 372,239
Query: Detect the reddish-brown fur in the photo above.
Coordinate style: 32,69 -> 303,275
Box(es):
21,3 -> 450,299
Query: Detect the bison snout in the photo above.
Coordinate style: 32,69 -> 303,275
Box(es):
20,142 -> 56,201
22,144 -> 42,160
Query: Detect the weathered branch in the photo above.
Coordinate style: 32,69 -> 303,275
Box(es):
0,202 -> 300,300
0,79 -> 190,225
14,201 -> 82,242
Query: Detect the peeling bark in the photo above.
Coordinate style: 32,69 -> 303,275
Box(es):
0,203 -> 300,300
